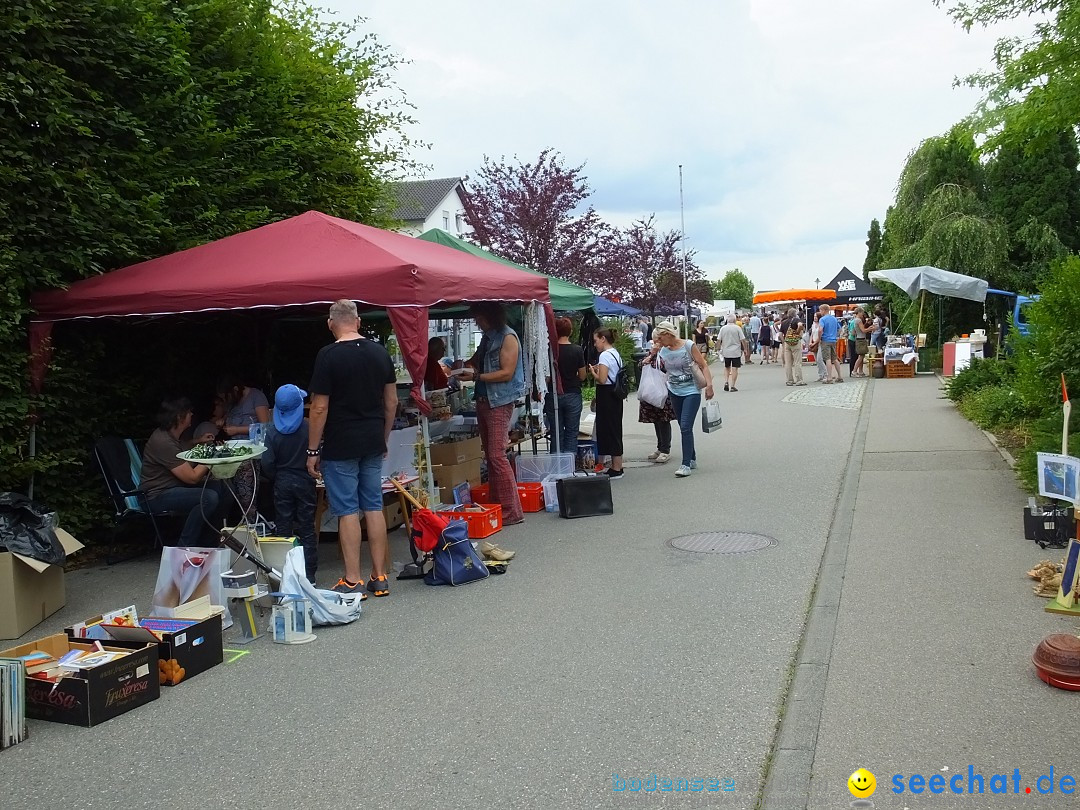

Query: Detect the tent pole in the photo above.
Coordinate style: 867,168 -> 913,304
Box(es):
550,342 -> 560,454
917,289 -> 925,339
27,423 -> 36,500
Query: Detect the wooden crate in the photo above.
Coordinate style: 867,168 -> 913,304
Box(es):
885,359 -> 915,378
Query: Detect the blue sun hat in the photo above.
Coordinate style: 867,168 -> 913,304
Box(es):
273,384 -> 307,435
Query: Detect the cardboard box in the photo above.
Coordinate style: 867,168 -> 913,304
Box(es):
0,633 -> 159,726
358,498 -> 406,541
429,435 -> 482,467
433,457 -> 482,488
67,615 -> 223,687
0,528 -> 84,640
434,458 -> 482,505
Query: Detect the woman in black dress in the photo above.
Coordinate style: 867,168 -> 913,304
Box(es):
588,328 -> 625,479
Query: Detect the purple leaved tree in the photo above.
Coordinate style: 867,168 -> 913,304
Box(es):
461,149 -> 609,287
601,216 -> 708,318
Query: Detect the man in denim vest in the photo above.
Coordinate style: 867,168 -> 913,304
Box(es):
459,302 -> 526,525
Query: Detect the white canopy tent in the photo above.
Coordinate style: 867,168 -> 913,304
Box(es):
869,266 -> 990,346
868,266 -> 988,303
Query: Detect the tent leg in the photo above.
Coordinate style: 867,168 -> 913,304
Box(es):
27,423 -> 36,500
549,344 -> 560,454
420,415 -> 436,505
917,290 -> 926,339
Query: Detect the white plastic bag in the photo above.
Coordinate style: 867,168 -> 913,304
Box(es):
280,546 -> 362,626
638,362 -> 669,408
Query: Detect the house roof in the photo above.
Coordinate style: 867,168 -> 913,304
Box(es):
390,177 -> 463,222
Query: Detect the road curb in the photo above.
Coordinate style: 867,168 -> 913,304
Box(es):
757,378 -> 875,809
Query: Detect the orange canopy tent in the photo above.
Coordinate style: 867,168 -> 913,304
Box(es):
752,288 -> 836,305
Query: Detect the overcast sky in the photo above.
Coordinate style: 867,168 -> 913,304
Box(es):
337,0 -> 1027,292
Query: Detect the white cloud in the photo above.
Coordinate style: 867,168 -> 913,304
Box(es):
336,0 -> 1033,291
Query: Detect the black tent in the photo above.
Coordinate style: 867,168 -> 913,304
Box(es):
823,267 -> 883,303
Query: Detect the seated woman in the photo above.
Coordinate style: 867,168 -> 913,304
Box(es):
459,302 -> 525,526
141,398 -> 228,546
425,336 -> 450,391
216,376 -> 270,520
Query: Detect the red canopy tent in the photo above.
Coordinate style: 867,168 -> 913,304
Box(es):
29,210 -> 556,411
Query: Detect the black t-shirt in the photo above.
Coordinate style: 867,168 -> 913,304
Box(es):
309,338 -> 396,461
558,343 -> 585,393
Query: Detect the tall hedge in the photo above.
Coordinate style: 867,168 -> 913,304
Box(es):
0,0 -> 418,532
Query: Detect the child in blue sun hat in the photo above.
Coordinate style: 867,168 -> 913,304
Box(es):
261,384 -> 318,583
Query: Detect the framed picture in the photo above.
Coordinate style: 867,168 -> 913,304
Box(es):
453,481 -> 473,506
1037,453 -> 1080,505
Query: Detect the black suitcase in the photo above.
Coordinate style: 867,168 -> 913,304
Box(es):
556,474 -> 613,519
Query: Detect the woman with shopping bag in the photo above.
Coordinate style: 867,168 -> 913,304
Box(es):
653,321 -> 714,478
637,336 -> 676,464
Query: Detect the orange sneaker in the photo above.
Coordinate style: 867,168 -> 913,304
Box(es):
366,575 -> 390,597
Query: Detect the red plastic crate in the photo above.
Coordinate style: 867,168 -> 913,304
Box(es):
518,482 -> 544,513
470,482 -> 544,512
442,503 -> 503,539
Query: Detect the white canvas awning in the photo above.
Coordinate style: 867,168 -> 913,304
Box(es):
868,266 -> 988,303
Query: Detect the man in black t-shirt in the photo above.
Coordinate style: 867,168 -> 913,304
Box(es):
306,300 -> 398,599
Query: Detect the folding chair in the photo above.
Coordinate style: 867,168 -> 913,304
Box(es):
93,436 -> 179,563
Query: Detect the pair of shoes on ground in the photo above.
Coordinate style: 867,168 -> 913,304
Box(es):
332,574 -> 391,599
479,541 -> 515,561
647,450 -> 671,463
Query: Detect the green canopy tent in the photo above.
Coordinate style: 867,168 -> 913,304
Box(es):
417,228 -> 597,455
417,229 -> 595,312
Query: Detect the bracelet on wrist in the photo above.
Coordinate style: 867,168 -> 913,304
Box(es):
306,449 -> 320,457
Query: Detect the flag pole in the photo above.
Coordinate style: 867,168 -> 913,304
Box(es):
679,165 -> 688,333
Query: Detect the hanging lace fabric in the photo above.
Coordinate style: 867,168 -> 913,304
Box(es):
522,302 -> 551,400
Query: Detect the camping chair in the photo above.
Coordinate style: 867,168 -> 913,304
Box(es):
93,436 -> 180,563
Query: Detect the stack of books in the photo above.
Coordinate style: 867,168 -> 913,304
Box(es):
0,657 -> 29,749
13,645 -> 127,683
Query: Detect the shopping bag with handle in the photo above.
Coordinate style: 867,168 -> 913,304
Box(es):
701,399 -> 723,433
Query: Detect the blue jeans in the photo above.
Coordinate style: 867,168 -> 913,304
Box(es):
146,481 -> 227,547
321,455 -> 383,515
668,392 -> 701,467
274,473 -> 318,582
546,391 -> 582,457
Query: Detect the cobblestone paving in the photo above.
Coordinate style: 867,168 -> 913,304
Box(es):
782,377 -> 868,410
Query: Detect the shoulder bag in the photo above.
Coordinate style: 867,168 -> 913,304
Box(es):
687,342 -> 707,390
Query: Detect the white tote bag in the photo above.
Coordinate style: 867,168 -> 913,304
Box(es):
637,362 -> 669,408
701,399 -> 723,433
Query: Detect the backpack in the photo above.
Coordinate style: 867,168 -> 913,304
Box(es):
411,508 -> 451,553
609,353 -> 630,400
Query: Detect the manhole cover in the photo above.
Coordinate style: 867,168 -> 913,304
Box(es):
621,461 -> 655,469
667,531 -> 778,554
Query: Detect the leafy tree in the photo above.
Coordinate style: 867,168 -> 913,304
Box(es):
712,269 -> 755,309
601,216 -> 706,317
0,0 -> 417,529
985,129 -> 1080,289
862,219 -> 883,280
461,149 -> 610,289
937,0 -> 1080,154
879,128 -> 1008,340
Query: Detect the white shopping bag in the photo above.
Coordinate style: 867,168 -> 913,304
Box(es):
151,547 -> 232,628
280,546 -> 362,626
701,399 -> 723,433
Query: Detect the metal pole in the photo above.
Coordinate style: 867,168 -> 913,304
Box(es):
679,165 -> 688,333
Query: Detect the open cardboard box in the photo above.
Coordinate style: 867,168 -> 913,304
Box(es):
0,633 -> 159,726
0,528 -> 84,640
67,614 -> 223,687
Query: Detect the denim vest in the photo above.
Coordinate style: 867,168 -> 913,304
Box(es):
475,325 -> 525,408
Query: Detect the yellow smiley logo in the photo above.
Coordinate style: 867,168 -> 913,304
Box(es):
848,768 -> 876,798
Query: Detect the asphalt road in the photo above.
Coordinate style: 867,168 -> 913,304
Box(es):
11,362 -> 1056,810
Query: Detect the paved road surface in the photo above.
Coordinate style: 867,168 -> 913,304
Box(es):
2,362 -> 1069,810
